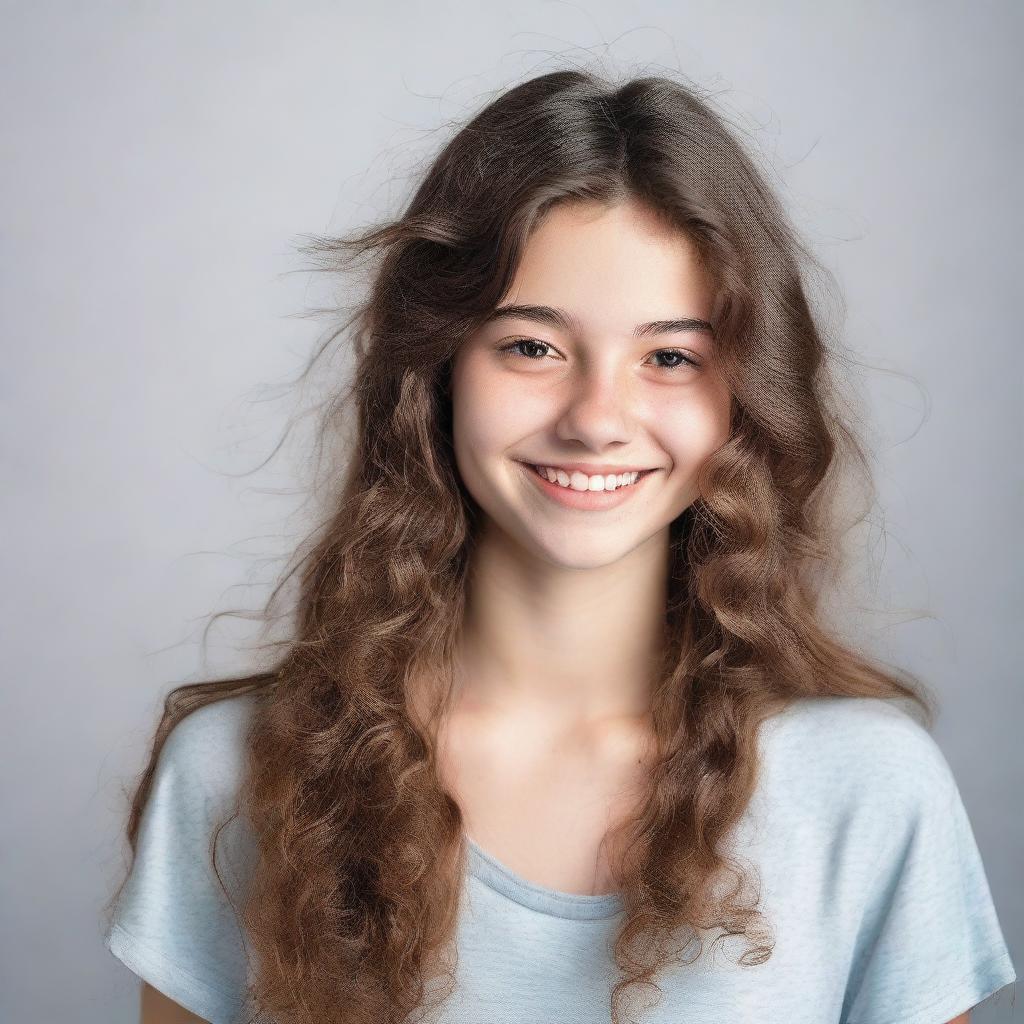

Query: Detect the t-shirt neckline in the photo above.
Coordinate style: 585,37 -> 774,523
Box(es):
465,834 -> 624,920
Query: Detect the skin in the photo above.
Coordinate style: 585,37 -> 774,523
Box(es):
136,198 -> 972,1024
427,197 -> 734,896
447,197 -> 732,735
140,983 -> 206,1022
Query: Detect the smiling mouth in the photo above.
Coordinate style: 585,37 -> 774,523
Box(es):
525,462 -> 656,491
517,460 -> 659,509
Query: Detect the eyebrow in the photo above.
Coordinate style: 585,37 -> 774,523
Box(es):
482,303 -> 716,338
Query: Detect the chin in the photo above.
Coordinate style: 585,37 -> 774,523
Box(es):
522,530 -> 654,572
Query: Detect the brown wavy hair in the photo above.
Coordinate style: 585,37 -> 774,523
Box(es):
104,67 -> 935,1024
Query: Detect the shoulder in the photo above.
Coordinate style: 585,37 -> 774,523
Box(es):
138,692 -> 261,895
758,696 -> 955,817
160,689 -> 258,753
764,695 -> 949,777
154,691 -> 259,804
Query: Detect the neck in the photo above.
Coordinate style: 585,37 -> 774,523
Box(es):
452,521 -> 669,730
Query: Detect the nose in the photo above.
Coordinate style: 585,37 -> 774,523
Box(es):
553,364 -> 638,451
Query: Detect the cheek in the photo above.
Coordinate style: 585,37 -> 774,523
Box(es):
451,353 -> 525,461
452,353 -> 548,454
654,383 -> 733,467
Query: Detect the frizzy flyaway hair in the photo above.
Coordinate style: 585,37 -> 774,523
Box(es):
103,67 -> 934,1024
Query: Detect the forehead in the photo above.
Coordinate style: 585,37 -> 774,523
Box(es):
498,199 -> 713,327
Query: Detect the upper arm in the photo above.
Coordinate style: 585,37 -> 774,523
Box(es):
104,699 -> 255,1023
140,982 -> 210,1024
835,707 -> 1014,1024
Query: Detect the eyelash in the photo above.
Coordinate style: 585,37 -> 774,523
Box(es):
497,338 -> 701,372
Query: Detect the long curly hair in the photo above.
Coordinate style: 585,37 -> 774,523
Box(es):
104,67 -> 935,1024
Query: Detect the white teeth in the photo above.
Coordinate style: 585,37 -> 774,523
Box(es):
533,465 -> 642,492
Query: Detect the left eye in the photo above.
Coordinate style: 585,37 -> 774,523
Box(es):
497,339 -> 700,371
649,349 -> 699,370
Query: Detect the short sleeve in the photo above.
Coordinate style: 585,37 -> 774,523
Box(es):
841,727 -> 1016,1024
104,695 -> 259,1024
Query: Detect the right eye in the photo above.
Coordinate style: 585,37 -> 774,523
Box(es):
497,338 -> 553,361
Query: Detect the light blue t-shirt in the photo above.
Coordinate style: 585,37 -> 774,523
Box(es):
104,692 -> 1016,1023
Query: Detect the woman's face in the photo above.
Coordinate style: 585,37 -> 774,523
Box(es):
450,198 -> 733,570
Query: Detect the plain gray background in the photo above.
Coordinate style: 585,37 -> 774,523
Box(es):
1,2 -> 1020,1021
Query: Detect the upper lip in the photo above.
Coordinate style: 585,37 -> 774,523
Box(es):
520,460 -> 657,475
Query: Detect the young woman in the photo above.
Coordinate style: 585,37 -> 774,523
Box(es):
102,69 -> 1016,1024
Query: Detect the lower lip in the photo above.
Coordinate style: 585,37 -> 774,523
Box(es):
518,462 -> 658,510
